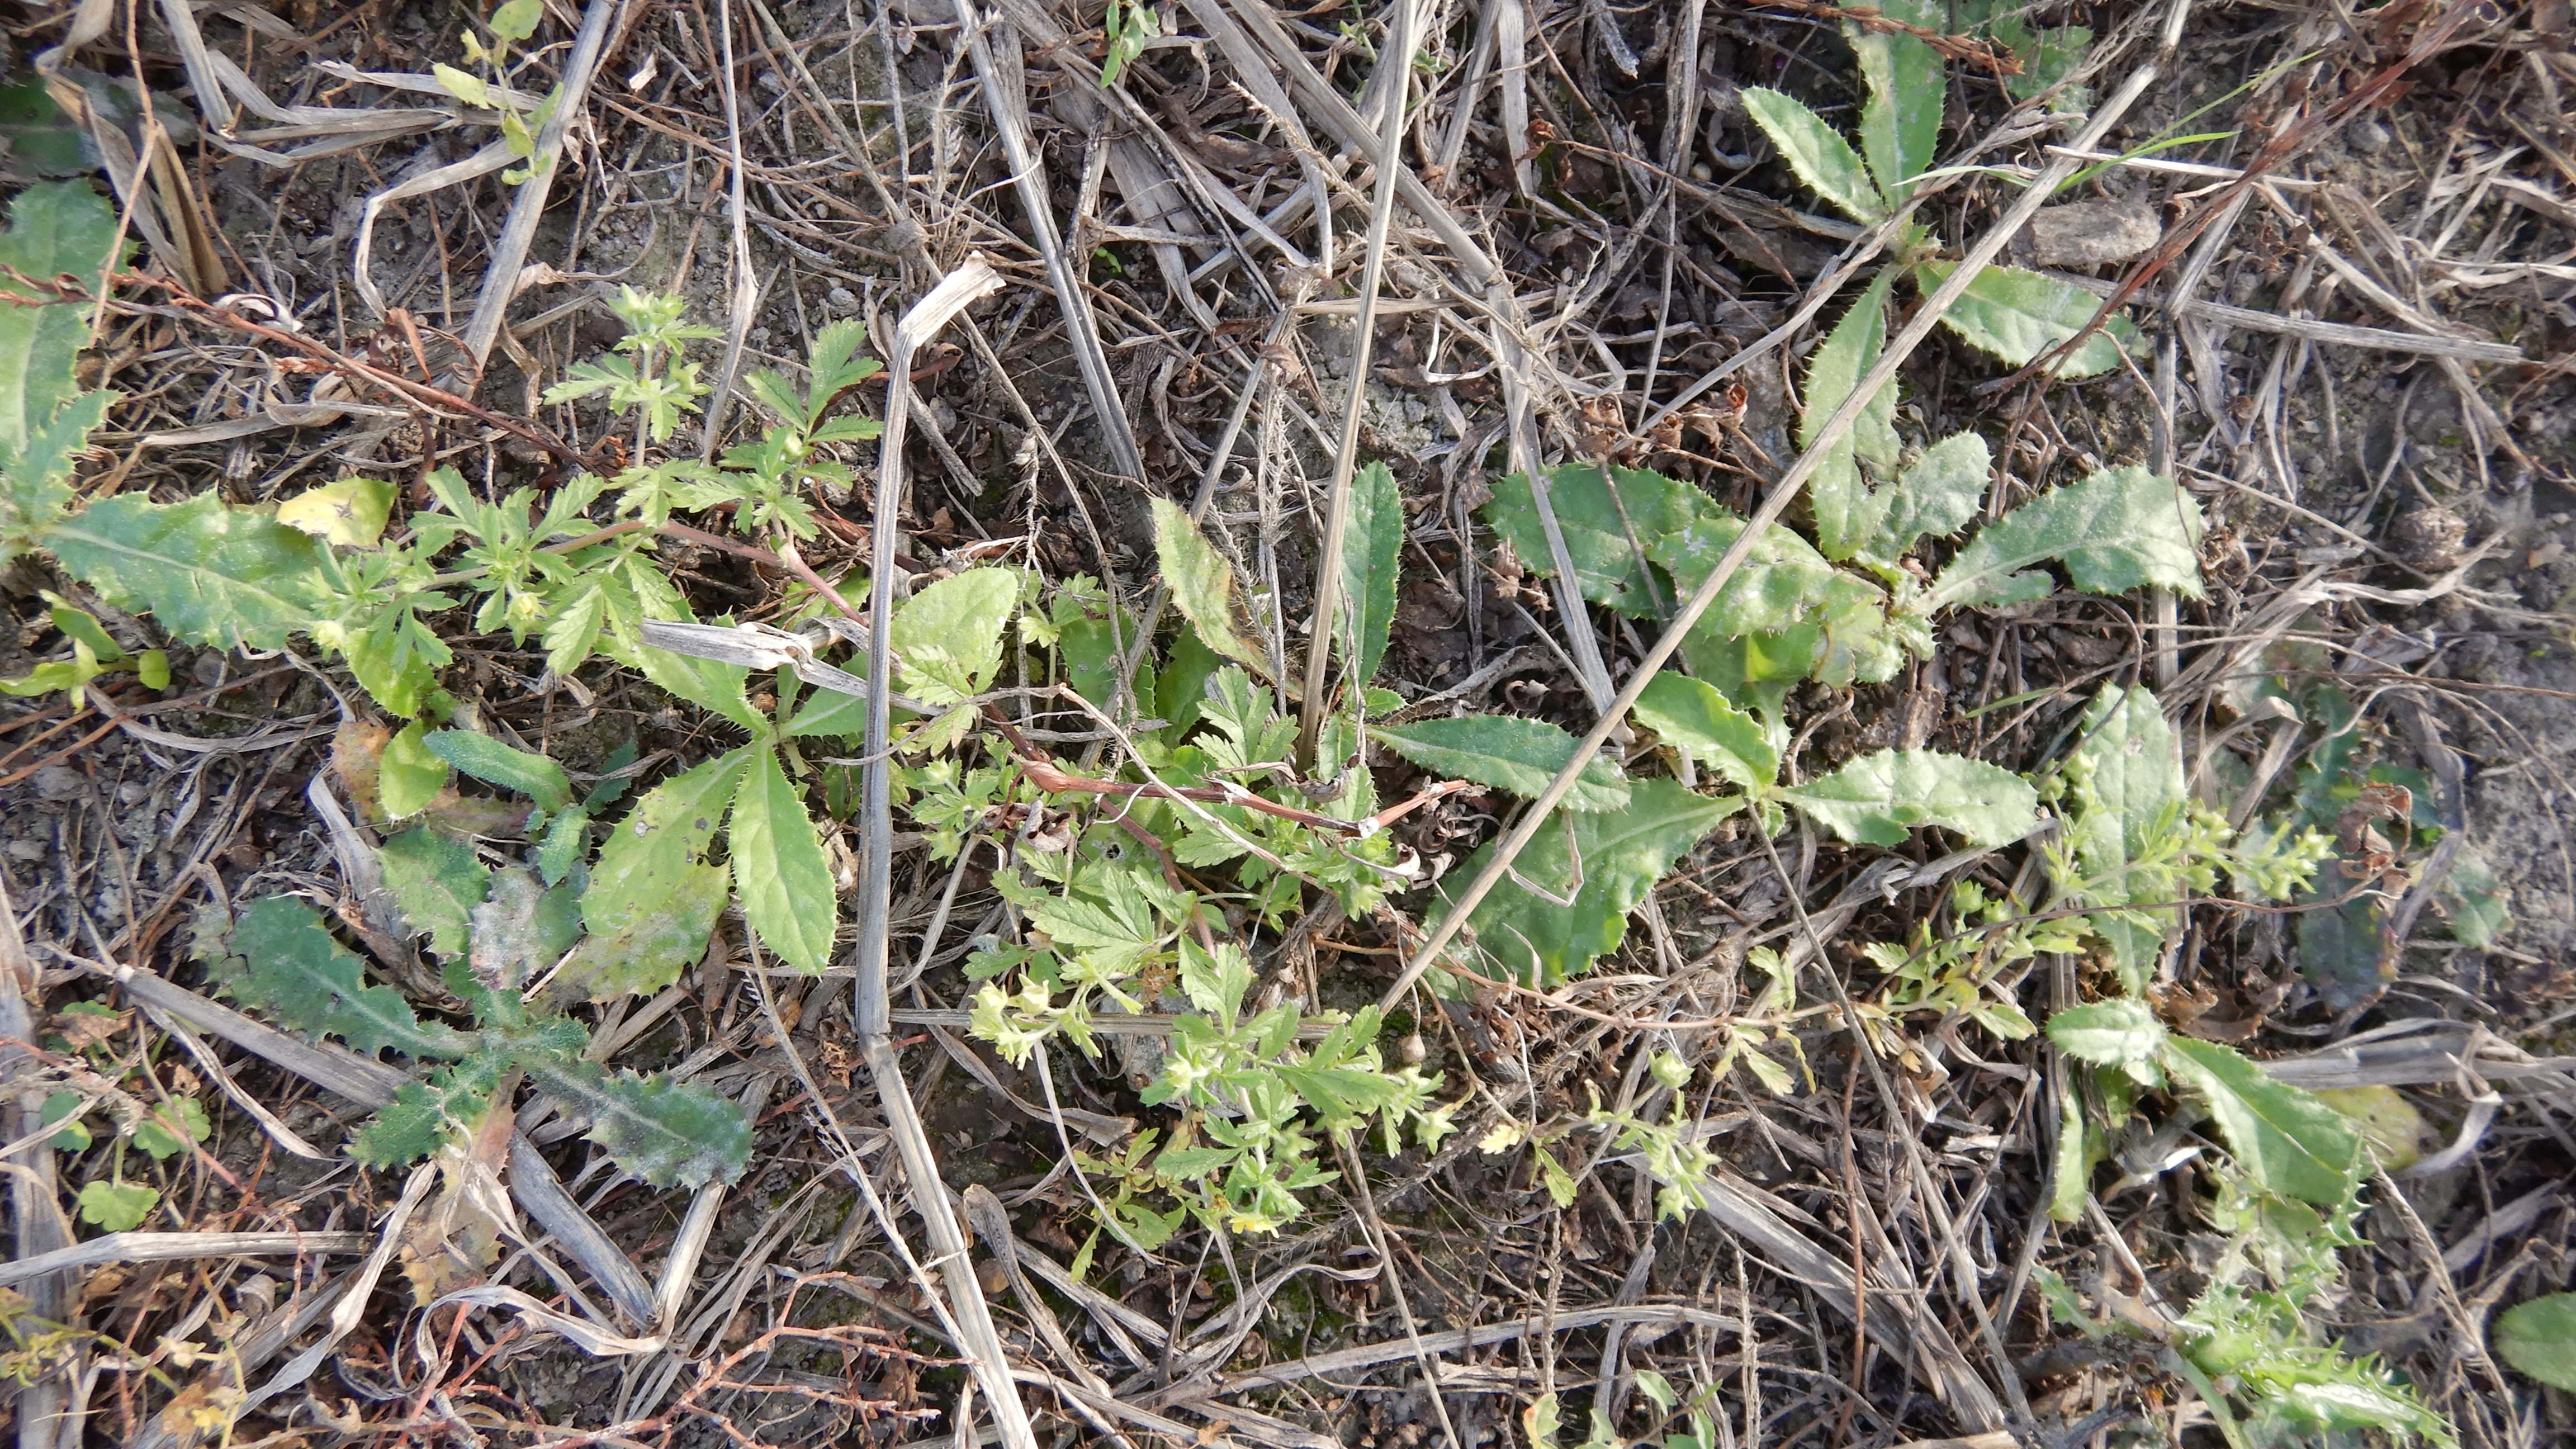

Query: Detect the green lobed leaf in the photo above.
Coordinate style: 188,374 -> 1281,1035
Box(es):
132,1097 -> 211,1161
77,1180 -> 159,1232
1781,748 -> 2038,848
377,827 -> 490,959
1871,431 -> 1990,558
2065,685 -> 2187,991
351,1068 -> 491,1167
423,728 -> 574,811
1647,509 -> 1887,644
2160,1037 -> 2361,1206
729,744 -> 838,973
2045,999 -> 2167,1067
1371,716 -> 1630,812
3,390 -> 110,548
561,751 -> 749,999
522,1058 -> 750,1188
1481,463 -> 1716,617
1339,461 -> 1404,685
1150,497 -> 1264,670
219,896 -> 461,1059
893,567 -> 1020,699
1853,24 -> 1943,198
1915,260 -> 2137,377
1436,778 -> 1731,986
1924,463 -> 2205,614
0,181 -> 122,460
2495,1294 -> 2576,1391
1630,671 -> 1778,794
44,493 -> 333,650
1742,87 -> 1887,222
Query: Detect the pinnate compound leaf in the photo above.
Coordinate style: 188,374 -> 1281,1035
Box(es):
1150,497 -> 1263,670
730,745 -> 838,973
0,181 -> 122,458
1872,431 -> 1989,557
1339,461 -> 1403,685
1924,464 -> 2204,614
2159,1037 -> 2360,1205
2495,1294 -> 2576,1391
1854,26 -> 1943,197
377,827 -> 490,959
893,567 -> 1019,699
45,493 -> 332,649
1630,671 -> 1778,794
1743,87 -> 1887,222
1371,716 -> 1631,812
1781,749 -> 2037,847
1915,260 -> 2136,377
423,729 -> 574,811
562,752 -> 748,999
2066,684 -> 2187,989
1481,463 -> 1717,615
2045,999 -> 2166,1067
524,1058 -> 749,1187
219,896 -> 460,1059
1436,778 -> 1731,986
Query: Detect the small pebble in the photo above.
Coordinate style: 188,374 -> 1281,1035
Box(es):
32,765 -> 84,802
825,285 -> 859,315
2350,119 -> 2392,154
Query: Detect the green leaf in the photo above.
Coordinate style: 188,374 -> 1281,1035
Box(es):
562,751 -> 749,999
2049,1076 -> 2091,1222
1923,464 -> 2205,614
1156,626 -> 1223,736
76,1180 -> 159,1232
1647,509 -> 1887,645
379,718 -> 452,819
1854,26 -> 1943,197
487,0 -> 543,43
1803,272 -> 1900,560
1436,778 -> 1731,986
3,390 -> 111,548
1481,463 -> 1717,617
423,728 -> 574,812
2496,1294 -> 2576,1391
1339,461 -> 1404,684
730,745 -> 838,973
2065,685 -> 2187,990
537,806 -> 588,886
543,584 -> 607,679
131,1097 -> 211,1161
1915,260 -> 2137,377
43,1092 -> 91,1152
1150,497 -> 1263,670
2160,1038 -> 2361,1206
377,827 -> 490,959
470,868 -> 581,991
351,1073 -> 486,1166
1371,716 -> 1631,812
1871,432 -> 1989,558
0,181 -> 122,461
520,1059 -> 750,1188
1742,87 -> 1887,221
432,63 -> 496,110
44,493 -> 333,649
2438,846 -> 2509,949
893,567 -> 1019,700
1060,608 -> 1152,719
1630,671 -> 1778,793
274,476 -> 394,547
1780,749 -> 2038,847
217,896 -> 460,1059
2045,1000 -> 2166,1067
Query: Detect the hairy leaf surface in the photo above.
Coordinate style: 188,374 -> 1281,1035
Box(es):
525,1059 -> 750,1187
1915,261 -> 2137,376
1924,465 -> 2204,613
219,896 -> 459,1059
378,827 -> 490,959
1743,87 -> 1886,222
2160,1038 -> 2361,1206
1781,749 -> 2037,847
1151,498 -> 1263,670
1339,461 -> 1403,685
1371,716 -> 1631,812
424,729 -> 574,812
1437,779 -> 1731,986
46,494 -> 332,649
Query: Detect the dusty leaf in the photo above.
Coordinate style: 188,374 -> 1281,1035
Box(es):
563,751 -> 749,998
1924,464 -> 2204,614
1480,464 -> 1716,617
2045,999 -> 2166,1067
45,494 -> 332,650
522,1058 -> 749,1188
217,896 -> 458,1059
1371,716 -> 1631,812
1780,749 -> 2037,848
2066,684 -> 2187,990
378,827 -> 489,959
1871,431 -> 1989,558
1854,25 -> 1943,197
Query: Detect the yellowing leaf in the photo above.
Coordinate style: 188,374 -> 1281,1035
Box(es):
276,476 -> 395,547
1150,497 -> 1263,671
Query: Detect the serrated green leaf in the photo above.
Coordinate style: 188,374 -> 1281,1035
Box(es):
2045,999 -> 2166,1066
220,896 -> 460,1059
0,181 -> 122,461
351,1076 -> 477,1166
893,567 -> 1019,700
275,476 -> 394,547
1156,626 -> 1223,737
561,751 -> 748,999
1371,716 -> 1631,812
1742,87 -> 1887,222
44,493 -> 333,650
1924,464 -> 2204,614
379,718 -> 452,819
1631,671 -> 1779,793
543,583 -> 607,678
523,1058 -> 749,1187
1870,430 -> 1989,558
2160,1038 -> 2361,1206
1915,260 -> 2136,377
1854,26 -> 1943,197
730,745 -> 837,973
1781,749 -> 2037,847
2066,684 -> 2186,990
1804,271 -> 1900,560
423,728 -> 573,811
1646,510 -> 1887,643
1436,778 -> 1731,986
3,390 -> 112,549
1481,463 -> 1716,616
1150,497 -> 1263,670
470,868 -> 580,990
2049,1075 -> 2091,1223
2496,1294 -> 2576,1391
537,806 -> 587,886
1339,461 -> 1404,684
76,1180 -> 159,1231
377,827 -> 489,959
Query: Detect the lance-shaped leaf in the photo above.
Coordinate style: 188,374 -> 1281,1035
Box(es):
2044,998 -> 2166,1068
1803,271 -> 1900,559
1339,461 -> 1403,684
1480,463 -> 1717,616
1780,749 -> 2037,848
217,896 -> 462,1059
377,827 -> 490,959
1923,463 -> 2204,614
45,493 -> 333,650
1854,23 -> 1943,197
1914,260 -> 2138,377
424,729 -> 574,812
561,751 -> 749,999
2064,684 -> 2186,991
1151,497 -> 1263,670
1631,672 -> 1779,793
1435,779 -> 1731,986
1372,716 -> 1632,812
1743,87 -> 1887,222
2159,1037 -> 2361,1206
730,744 -> 838,974
522,1057 -> 750,1188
